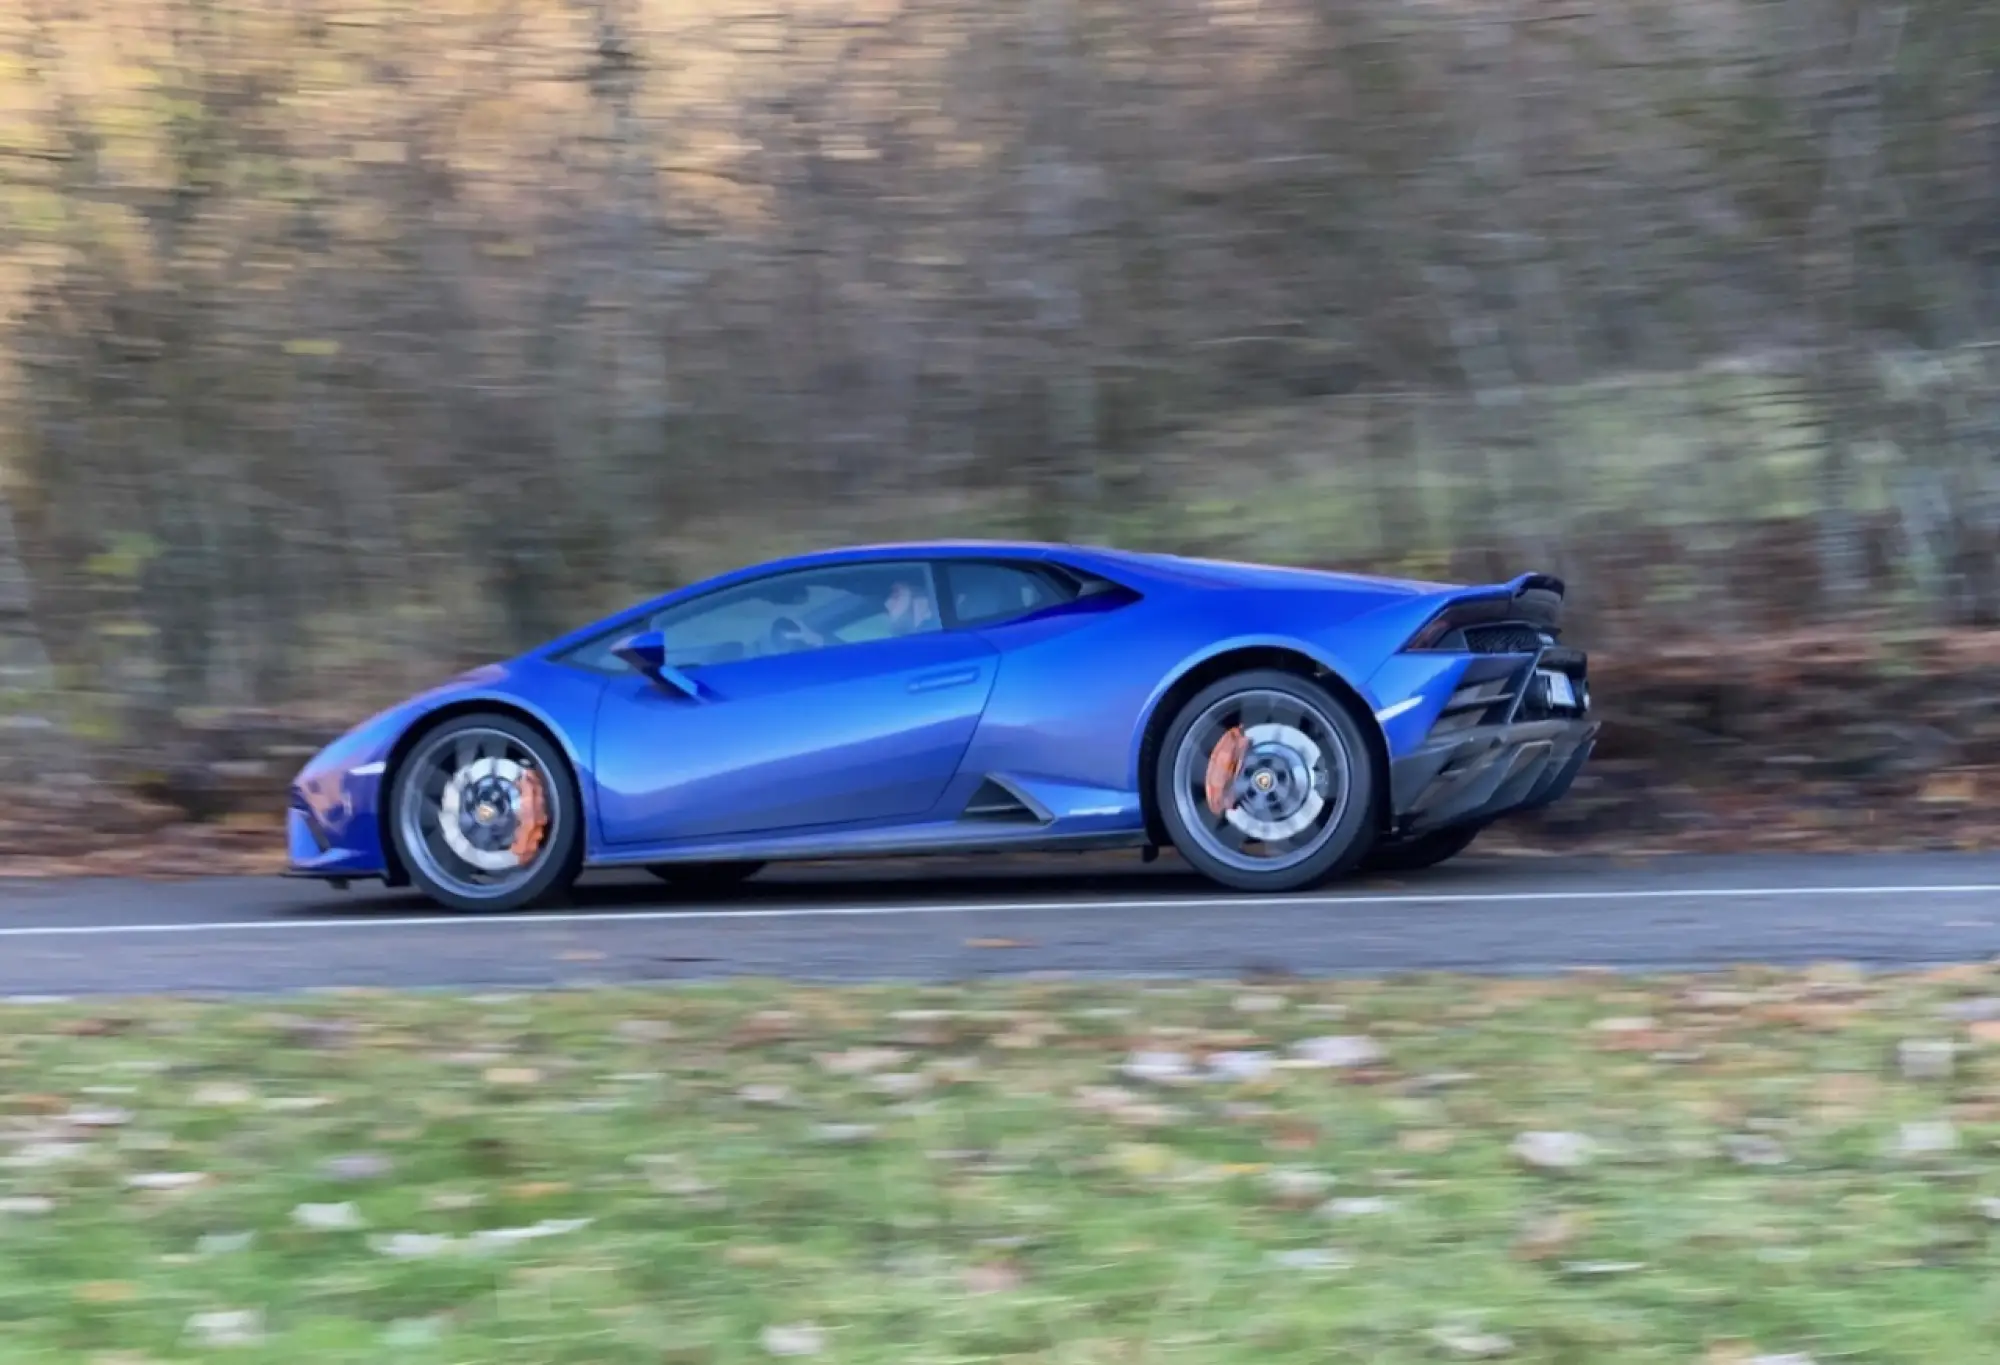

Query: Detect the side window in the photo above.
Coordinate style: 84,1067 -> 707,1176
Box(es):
646,561 -> 943,668
941,561 -> 1077,627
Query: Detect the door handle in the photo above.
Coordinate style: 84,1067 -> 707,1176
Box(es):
908,666 -> 981,693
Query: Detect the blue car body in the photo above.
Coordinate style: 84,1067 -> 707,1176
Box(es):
287,541 -> 1597,886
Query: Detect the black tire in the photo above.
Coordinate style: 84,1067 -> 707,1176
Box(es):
647,861 -> 765,892
388,711 -> 582,913
1153,668 -> 1379,893
1363,823 -> 1483,874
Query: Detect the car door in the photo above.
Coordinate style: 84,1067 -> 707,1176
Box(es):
591,561 -> 999,846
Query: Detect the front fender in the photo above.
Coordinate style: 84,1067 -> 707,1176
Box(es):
288,659 -> 607,881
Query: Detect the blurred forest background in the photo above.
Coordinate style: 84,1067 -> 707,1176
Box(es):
6,0 -> 2000,857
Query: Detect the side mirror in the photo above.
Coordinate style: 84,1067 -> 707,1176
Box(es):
611,630 -> 702,699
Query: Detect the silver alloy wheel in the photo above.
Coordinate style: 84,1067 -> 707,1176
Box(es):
396,726 -> 559,904
1169,687 -> 1353,874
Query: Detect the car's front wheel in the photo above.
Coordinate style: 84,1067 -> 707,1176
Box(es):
389,712 -> 581,912
1154,668 -> 1377,893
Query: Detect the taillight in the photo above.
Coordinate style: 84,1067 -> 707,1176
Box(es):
1401,595 -> 1516,652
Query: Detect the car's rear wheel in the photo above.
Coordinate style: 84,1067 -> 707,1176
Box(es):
647,861 -> 765,893
1154,668 -> 1377,893
390,713 -> 581,912
1363,822 -> 1483,874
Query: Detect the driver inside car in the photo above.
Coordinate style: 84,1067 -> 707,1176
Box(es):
769,575 -> 937,652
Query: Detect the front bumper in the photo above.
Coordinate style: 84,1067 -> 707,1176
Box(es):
1389,716 -> 1598,835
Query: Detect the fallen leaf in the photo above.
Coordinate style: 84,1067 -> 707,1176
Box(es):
78,1282 -> 137,1304
1208,1050 -> 1274,1083
126,1171 -> 209,1191
184,1310 -> 265,1348
65,1106 -> 132,1128
292,1201 -> 365,1231
1898,1038 -> 1956,1079
1430,1322 -> 1514,1358
1560,1260 -> 1646,1277
1513,1211 -> 1584,1261
1723,1135 -> 1789,1167
811,1123 -> 876,1145
381,1318 -> 447,1348
726,1244 -> 785,1267
1110,1142 -> 1176,1178
1893,1120 -> 1958,1156
1318,1196 -> 1396,1218
467,1218 -> 592,1250
1266,1246 -> 1353,1271
962,1261 -> 1024,1294
1919,771 -> 1977,804
1291,1036 -> 1384,1069
1263,1167 -> 1334,1207
1121,1050 -> 1195,1086
817,1047 -> 907,1076
761,1324 -> 825,1357
483,1067 -> 541,1086
731,1011 -> 802,1046
197,1232 -> 254,1255
192,1083 -> 255,1106
1513,1131 -> 1595,1171
323,1153 -> 394,1181
867,1071 -> 928,1098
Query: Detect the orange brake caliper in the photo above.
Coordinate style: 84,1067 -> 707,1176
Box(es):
1204,727 -> 1249,816
511,767 -> 550,862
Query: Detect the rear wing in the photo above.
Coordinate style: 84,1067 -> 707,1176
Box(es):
1401,572 -> 1565,651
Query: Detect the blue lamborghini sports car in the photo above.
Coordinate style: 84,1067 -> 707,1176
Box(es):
287,541 -> 1597,911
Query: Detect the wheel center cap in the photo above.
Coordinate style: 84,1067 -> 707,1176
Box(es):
1253,770 -> 1276,791
475,803 -> 498,824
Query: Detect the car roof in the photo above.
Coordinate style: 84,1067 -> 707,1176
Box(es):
531,539 -> 1451,659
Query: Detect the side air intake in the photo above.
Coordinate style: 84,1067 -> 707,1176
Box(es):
960,776 -> 1049,824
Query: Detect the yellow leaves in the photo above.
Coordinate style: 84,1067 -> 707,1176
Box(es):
482,1066 -> 541,1086
1919,770 -> 1978,804
724,1243 -> 785,1267
282,338 -> 341,357
76,1281 -> 137,1304
961,1260 -> 1025,1294
1512,1210 -> 1586,1262
1108,1142 -> 1174,1178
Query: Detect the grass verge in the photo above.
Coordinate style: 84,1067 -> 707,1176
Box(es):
4,971 -> 2000,1361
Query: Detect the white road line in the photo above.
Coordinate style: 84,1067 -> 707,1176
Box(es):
1,882 -> 1999,938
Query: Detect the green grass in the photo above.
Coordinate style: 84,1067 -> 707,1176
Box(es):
1,972 -> 2000,1361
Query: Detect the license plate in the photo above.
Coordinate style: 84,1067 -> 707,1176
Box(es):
1539,669 -> 1577,709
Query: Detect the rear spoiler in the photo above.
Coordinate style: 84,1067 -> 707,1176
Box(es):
1402,572 -> 1565,650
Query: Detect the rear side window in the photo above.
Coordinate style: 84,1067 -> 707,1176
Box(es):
941,561 -> 1077,626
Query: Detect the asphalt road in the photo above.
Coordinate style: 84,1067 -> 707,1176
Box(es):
1,851 -> 1999,995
